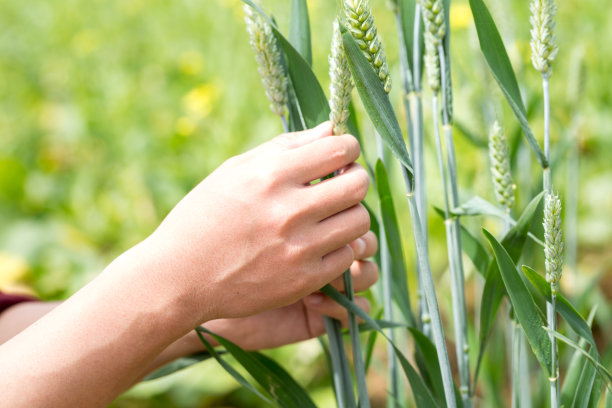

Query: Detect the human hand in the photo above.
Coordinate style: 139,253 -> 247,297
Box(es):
139,122 -> 371,328
197,230 -> 378,350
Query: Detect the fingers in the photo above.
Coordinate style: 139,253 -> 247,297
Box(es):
303,295 -> 371,333
313,204 -> 370,258
260,121 -> 333,154
303,163 -> 369,222
282,134 -> 361,184
348,231 -> 378,260
328,260 -> 379,293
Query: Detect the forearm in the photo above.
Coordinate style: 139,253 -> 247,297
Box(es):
0,241 -> 202,407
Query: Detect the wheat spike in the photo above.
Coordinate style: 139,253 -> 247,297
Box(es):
530,0 -> 558,76
329,21 -> 354,136
344,0 -> 391,93
544,192 -> 564,295
488,121 -> 515,211
243,4 -> 288,117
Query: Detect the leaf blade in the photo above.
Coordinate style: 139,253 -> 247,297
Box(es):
375,159 -> 416,326
468,0 -> 547,167
289,0 -> 312,66
341,27 -> 414,175
483,229 -> 552,375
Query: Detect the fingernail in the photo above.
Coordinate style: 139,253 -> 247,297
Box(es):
306,293 -> 325,305
354,238 -> 366,258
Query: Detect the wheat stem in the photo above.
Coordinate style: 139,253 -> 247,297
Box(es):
280,115 -> 289,133
403,171 -> 457,408
412,4 -> 431,338
438,40 -> 472,407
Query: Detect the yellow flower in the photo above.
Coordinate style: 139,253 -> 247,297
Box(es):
0,252 -> 32,294
182,83 -> 220,119
450,3 -> 472,30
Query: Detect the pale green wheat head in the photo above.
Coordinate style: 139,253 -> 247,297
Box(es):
329,20 -> 354,136
418,0 -> 446,46
344,0 -> 392,93
544,192 -> 564,295
488,121 -> 515,211
423,31 -> 441,93
530,0 -> 558,77
243,4 -> 288,117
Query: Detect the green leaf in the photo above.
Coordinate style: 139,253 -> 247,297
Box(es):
468,0 -> 547,168
453,121 -> 488,148
410,328 -> 447,407
546,328 -> 612,383
142,352 -> 214,381
473,192 -> 545,386
573,358 -> 597,408
198,327 -> 318,408
453,195 -> 545,247
364,310 -> 384,371
483,229 -> 552,375
341,27 -> 414,176
375,160 -> 416,326
452,196 -> 511,220
321,285 -> 440,408
363,200 -> 381,268
522,265 -> 597,347
561,307 -> 597,407
461,225 -> 490,278
606,388 -> 612,408
346,102 -> 375,179
242,0 -> 329,129
289,0 -> 312,66
398,0 -> 417,78
195,329 -> 273,405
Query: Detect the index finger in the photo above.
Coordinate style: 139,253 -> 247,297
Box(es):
281,134 -> 361,184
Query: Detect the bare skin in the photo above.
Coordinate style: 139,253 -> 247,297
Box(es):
0,122 -> 378,407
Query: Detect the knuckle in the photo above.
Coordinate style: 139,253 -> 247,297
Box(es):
355,204 -> 371,233
354,167 -> 370,200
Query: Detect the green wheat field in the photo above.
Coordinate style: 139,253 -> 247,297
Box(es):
1,0 -> 610,406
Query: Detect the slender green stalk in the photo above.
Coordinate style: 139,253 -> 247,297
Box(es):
531,0 -> 559,402
511,319 -> 521,408
412,2 -> 431,338
420,0 -> 471,399
329,19 -> 368,408
402,169 -> 458,408
379,226 -> 400,408
543,77 -> 551,192
280,115 -> 289,133
439,45 -> 471,405
324,317 -> 357,408
343,270 -> 370,408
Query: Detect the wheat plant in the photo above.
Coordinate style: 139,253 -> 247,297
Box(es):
173,1 -> 612,407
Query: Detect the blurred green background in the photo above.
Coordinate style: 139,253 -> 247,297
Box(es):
1,0 -> 610,406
